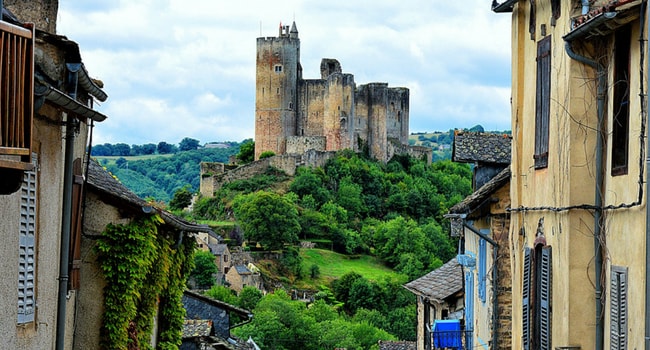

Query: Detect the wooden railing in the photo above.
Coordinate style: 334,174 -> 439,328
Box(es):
0,20 -> 34,171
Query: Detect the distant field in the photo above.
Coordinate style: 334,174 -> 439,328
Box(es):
93,154 -> 174,165
299,248 -> 405,285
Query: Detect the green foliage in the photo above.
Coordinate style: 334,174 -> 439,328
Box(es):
238,286 -> 264,311
190,250 -> 218,288
236,139 -> 255,164
179,137 -> 200,151
222,167 -> 289,194
309,264 -> 320,279
259,150 -> 276,159
205,285 -> 238,305
95,215 -> 195,350
233,190 -> 300,250
169,185 -> 193,210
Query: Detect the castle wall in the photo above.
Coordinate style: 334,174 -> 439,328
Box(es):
323,73 -> 355,152
286,136 -> 326,154
386,87 -> 410,144
298,80 -> 326,137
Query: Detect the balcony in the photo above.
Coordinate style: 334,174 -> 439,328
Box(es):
0,20 -> 34,172
431,330 -> 472,350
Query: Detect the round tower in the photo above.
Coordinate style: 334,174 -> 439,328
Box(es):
254,21 -> 300,159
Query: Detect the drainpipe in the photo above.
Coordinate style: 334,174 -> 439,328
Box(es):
564,41 -> 606,350
645,1 -> 650,348
55,115 -> 77,350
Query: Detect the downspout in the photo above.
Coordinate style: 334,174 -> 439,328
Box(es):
55,115 -> 77,350
462,222 -> 499,350
564,41 -> 606,350
641,2 -> 650,350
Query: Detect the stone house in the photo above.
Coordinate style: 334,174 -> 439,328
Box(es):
445,132 -> 512,350
493,0 -> 648,348
74,158 -> 218,349
210,243 -> 232,278
225,264 -> 263,294
0,2 -> 108,348
403,258 -> 464,350
181,289 -> 254,350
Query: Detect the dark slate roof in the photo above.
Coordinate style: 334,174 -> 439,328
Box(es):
378,340 -> 416,350
234,265 -> 252,275
403,259 -> 463,303
183,289 -> 252,318
452,131 -> 511,165
211,243 -> 229,255
182,319 -> 212,338
448,165 -> 511,215
86,158 -> 218,237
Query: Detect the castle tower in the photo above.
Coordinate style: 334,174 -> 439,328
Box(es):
254,21 -> 301,159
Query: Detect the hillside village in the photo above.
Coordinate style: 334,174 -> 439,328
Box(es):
0,1 -> 648,350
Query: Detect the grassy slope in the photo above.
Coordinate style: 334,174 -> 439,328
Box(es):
295,248 -> 406,289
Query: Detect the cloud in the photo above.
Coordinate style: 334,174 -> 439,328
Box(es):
58,0 -> 512,145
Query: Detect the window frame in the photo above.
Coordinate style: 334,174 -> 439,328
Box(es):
611,26 -> 631,176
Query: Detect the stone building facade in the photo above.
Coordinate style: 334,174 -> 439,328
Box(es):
255,21 -> 412,163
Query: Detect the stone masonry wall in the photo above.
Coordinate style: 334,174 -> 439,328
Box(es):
492,214 -> 512,350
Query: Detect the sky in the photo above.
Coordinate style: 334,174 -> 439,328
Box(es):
57,0 -> 512,146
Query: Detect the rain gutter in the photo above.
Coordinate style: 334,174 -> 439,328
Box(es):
35,82 -> 107,122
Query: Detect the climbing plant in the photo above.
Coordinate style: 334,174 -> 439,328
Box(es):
96,215 -> 195,350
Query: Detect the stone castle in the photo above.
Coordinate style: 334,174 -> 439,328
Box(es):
200,21 -> 430,197
255,21 -> 428,163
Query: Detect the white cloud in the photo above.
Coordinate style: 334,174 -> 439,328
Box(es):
58,0 -> 512,146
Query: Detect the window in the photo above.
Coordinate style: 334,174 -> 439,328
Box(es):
610,266 -> 628,350
612,26 -> 631,176
18,153 -> 37,324
534,36 -> 551,169
274,65 -> 283,73
551,0 -> 560,24
523,244 -> 552,350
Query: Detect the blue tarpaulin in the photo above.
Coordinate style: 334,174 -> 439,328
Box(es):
432,319 -> 462,349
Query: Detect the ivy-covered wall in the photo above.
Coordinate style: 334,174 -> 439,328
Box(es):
74,192 -> 195,350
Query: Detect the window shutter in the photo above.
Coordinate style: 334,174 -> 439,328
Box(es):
540,246 -> 552,350
610,266 -> 628,350
522,247 -> 532,350
18,153 -> 37,324
535,35 -> 551,169
478,238 -> 487,303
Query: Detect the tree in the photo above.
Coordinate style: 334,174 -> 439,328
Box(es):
236,139 -> 254,164
91,143 -> 113,156
190,250 -> 218,288
233,191 -> 300,250
157,141 -> 175,154
113,143 -> 131,156
179,137 -> 200,151
141,143 -> 157,155
205,285 -> 238,305
115,157 -> 128,169
169,185 -> 193,210
237,286 -> 263,311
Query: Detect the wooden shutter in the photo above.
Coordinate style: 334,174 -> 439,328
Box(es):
18,153 -> 37,324
522,247 -> 532,350
540,246 -> 552,350
610,266 -> 628,350
535,36 -> 551,169
478,238 -> 487,302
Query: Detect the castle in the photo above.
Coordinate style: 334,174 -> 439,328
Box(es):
255,21 -> 427,163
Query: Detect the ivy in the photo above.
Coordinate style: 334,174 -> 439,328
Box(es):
96,215 -> 195,350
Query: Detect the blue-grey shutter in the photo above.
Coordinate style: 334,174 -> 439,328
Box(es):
478,238 -> 487,303
522,247 -> 532,350
18,153 -> 37,324
610,266 -> 628,350
540,246 -> 552,350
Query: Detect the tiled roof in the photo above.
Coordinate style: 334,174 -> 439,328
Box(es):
378,340 -> 416,350
452,131 -> 511,165
182,319 -> 212,338
403,258 -> 463,302
449,165 -> 510,215
86,158 -> 218,237
234,265 -> 252,275
571,0 -> 639,30
211,243 -> 229,255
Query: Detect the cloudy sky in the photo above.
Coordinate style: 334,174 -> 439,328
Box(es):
57,0 -> 512,146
